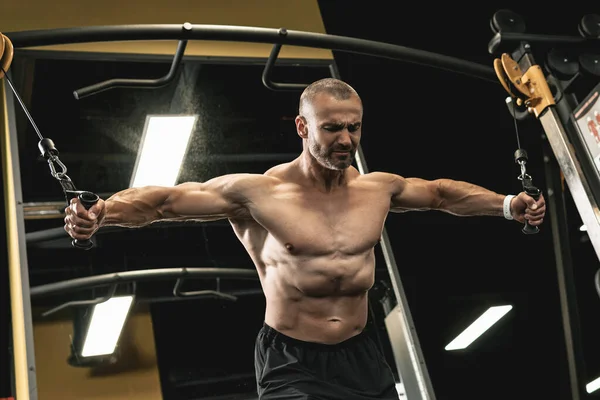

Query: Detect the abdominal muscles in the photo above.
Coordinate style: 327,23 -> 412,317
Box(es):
261,250 -> 376,344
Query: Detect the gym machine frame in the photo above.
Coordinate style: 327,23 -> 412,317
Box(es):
490,10 -> 600,400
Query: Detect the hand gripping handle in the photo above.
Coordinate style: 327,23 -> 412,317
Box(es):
521,185 -> 541,235
71,191 -> 100,250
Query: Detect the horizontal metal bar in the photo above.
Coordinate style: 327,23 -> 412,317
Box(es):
25,219 -> 232,243
34,152 -> 298,163
26,226 -> 97,243
139,288 -> 263,304
29,267 -> 259,297
5,24 -> 497,83
488,31 -> 598,55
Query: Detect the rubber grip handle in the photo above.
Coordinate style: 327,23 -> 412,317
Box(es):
522,186 -> 541,235
72,191 -> 100,250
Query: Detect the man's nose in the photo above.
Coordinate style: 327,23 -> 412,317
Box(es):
336,130 -> 352,146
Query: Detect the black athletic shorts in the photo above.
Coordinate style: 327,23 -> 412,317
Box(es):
254,322 -> 399,400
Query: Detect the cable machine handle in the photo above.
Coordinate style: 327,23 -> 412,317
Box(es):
71,191 -> 99,250
521,184 -> 541,234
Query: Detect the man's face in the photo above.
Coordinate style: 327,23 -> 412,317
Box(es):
298,93 -> 363,170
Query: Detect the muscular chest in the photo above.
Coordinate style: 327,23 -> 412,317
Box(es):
254,187 -> 390,256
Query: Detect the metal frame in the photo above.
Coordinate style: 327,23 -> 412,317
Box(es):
490,29 -> 600,398
1,75 -> 38,400
536,83 -> 590,400
5,22 -> 576,400
5,25 -> 497,83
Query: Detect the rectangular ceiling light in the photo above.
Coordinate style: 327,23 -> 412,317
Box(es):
130,115 -> 197,188
81,295 -> 134,357
445,305 -> 513,351
587,376 -> 600,393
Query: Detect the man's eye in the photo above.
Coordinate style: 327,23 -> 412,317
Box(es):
348,124 -> 361,132
324,125 -> 343,132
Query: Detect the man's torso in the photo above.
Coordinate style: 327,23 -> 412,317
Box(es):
229,166 -> 394,343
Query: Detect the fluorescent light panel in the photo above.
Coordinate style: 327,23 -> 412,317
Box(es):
81,295 -> 134,357
445,305 -> 513,351
130,115 -> 197,188
587,376 -> 600,393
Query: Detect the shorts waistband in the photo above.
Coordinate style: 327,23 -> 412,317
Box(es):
261,322 -> 367,351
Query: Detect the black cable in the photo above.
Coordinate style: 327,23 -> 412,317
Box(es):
510,95 -> 522,149
1,63 -> 100,249
0,65 -> 44,141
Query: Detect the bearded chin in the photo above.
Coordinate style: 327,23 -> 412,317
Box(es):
334,153 -> 354,170
309,140 -> 353,170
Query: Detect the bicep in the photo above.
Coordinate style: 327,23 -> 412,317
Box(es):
161,175 -> 254,219
390,176 -> 442,212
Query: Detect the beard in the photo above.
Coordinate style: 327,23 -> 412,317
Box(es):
308,136 -> 355,170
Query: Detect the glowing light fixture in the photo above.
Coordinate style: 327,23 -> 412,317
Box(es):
587,376 -> 600,393
81,295 -> 134,357
445,305 -> 513,351
130,115 -> 197,187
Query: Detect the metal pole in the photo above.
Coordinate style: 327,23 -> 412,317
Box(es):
542,137 -> 585,399
1,76 -> 37,400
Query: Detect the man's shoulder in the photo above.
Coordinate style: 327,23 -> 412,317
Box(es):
357,170 -> 402,183
263,162 -> 292,178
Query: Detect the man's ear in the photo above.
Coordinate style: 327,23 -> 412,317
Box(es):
295,115 -> 308,139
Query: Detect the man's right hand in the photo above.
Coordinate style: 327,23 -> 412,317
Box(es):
64,197 -> 106,241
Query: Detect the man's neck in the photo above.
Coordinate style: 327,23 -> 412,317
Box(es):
296,152 -> 346,192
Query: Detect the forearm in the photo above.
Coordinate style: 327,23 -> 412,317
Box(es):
437,179 -> 506,217
101,186 -> 171,228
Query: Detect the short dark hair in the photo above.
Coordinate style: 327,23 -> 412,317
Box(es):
298,78 -> 361,116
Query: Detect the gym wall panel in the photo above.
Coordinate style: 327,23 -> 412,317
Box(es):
1,0 -> 333,59
32,305 -> 162,400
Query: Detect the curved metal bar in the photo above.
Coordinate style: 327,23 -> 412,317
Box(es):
41,283 -> 118,317
504,96 -> 531,121
173,278 -> 238,301
5,24 -> 497,83
262,42 -> 310,91
29,267 -> 259,297
73,39 -> 188,99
